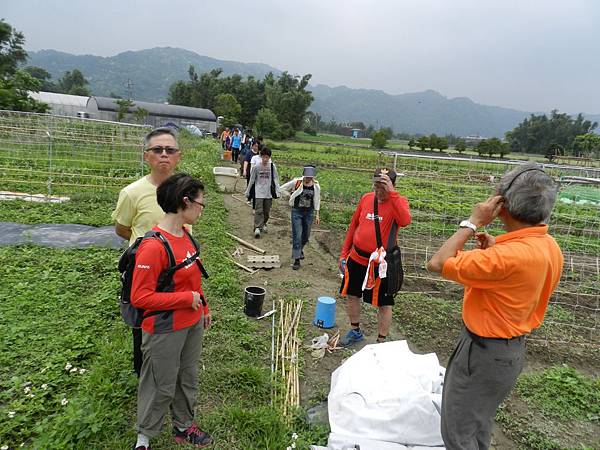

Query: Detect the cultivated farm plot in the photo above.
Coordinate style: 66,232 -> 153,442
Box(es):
1,112 -> 598,449
274,144 -> 600,355
0,110 -> 148,197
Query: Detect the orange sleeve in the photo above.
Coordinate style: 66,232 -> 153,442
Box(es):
442,247 -> 510,288
389,191 -> 411,227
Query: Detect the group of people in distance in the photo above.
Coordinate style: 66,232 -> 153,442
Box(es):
112,126 -> 564,450
241,134 -> 322,273
219,126 -> 253,164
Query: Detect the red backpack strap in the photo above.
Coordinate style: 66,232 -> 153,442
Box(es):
294,179 -> 302,191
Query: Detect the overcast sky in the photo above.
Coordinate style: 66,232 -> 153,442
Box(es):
3,0 -> 599,113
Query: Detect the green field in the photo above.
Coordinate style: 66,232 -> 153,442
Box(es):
1,117 -> 598,449
0,135 -> 326,449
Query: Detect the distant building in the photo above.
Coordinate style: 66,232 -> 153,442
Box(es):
29,91 -> 89,117
87,97 -> 217,132
351,128 -> 362,139
462,134 -> 486,146
27,91 -> 217,133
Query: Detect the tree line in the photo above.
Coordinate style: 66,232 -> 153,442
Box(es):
505,110 -> 599,159
168,67 -> 313,139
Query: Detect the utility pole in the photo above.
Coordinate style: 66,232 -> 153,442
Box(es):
125,79 -> 134,100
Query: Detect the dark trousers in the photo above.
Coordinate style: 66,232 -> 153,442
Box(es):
133,327 -> 143,377
291,208 -> 313,259
441,326 -> 525,450
232,147 -> 240,163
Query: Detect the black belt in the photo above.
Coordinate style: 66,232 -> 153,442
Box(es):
354,246 -> 373,258
464,325 -> 525,345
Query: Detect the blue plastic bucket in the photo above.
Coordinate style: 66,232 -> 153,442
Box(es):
313,296 -> 336,328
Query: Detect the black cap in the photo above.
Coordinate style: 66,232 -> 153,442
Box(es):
373,168 -> 397,185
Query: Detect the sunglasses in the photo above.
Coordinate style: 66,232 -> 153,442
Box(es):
146,146 -> 180,155
189,198 -> 205,209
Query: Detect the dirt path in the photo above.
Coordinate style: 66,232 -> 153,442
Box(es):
221,186 -> 515,449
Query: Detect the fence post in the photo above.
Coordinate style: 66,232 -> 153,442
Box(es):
46,130 -> 53,197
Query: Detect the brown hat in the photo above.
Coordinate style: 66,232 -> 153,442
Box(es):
373,168 -> 397,185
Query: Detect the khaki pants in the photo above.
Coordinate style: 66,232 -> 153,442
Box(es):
254,198 -> 272,229
136,318 -> 204,437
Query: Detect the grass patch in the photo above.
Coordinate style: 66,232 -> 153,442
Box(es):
393,292 -> 462,355
1,137 -> 327,449
516,365 -> 600,422
0,246 -> 134,448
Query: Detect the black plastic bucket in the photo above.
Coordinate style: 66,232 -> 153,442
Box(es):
244,286 -> 266,317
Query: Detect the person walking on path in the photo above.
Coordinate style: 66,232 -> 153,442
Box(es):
130,173 -> 212,450
338,168 -> 411,346
112,127 -> 183,376
245,146 -> 280,238
426,163 -> 563,450
230,128 -> 242,163
280,165 -> 321,270
243,141 -> 260,186
220,127 -> 230,150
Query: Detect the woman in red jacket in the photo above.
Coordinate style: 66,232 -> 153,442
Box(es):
130,173 -> 212,450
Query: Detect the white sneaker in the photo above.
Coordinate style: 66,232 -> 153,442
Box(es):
254,227 -> 261,238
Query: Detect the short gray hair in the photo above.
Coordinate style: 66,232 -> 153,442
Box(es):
497,162 -> 558,224
143,127 -> 178,149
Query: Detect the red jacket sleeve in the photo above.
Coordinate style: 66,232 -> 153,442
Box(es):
340,195 -> 365,259
388,191 -> 411,227
131,239 -> 194,311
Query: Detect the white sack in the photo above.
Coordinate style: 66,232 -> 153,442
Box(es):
328,340 -> 445,447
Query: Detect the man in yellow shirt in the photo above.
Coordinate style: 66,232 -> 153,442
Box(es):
427,163 -> 563,450
112,127 -> 182,375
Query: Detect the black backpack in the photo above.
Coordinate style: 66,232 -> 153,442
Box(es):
118,229 -> 209,328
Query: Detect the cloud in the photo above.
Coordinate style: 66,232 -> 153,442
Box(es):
3,0 -> 599,112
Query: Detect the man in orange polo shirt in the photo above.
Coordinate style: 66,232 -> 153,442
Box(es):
427,163 -> 563,450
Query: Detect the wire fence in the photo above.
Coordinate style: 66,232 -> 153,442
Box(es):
277,149 -> 600,348
1,111 -> 598,348
0,110 -> 150,199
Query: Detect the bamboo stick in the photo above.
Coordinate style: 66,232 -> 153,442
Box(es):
225,255 -> 255,273
225,232 -> 266,254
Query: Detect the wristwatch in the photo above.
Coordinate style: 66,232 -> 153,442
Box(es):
459,220 -> 477,234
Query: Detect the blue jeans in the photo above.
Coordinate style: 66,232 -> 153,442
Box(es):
291,208 -> 314,260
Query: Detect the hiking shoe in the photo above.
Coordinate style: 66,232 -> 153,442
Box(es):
254,227 -> 261,238
292,259 -> 301,270
340,329 -> 364,347
132,445 -> 151,450
173,424 -> 213,448
261,224 -> 268,233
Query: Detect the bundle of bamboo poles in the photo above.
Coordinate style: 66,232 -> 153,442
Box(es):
273,297 -> 303,418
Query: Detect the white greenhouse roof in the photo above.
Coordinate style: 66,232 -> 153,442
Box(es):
29,91 -> 90,108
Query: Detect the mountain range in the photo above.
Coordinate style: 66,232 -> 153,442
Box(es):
27,48 -> 600,138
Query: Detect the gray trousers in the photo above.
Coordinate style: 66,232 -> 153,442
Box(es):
441,326 -> 524,450
254,198 -> 272,229
136,318 -> 204,437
